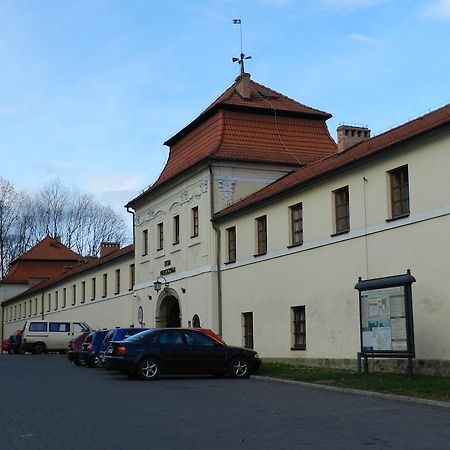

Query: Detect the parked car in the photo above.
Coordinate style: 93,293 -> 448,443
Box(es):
68,331 -> 90,366
1,330 -> 24,354
98,327 -> 149,366
22,320 -> 91,354
80,330 -> 109,367
104,328 -> 261,380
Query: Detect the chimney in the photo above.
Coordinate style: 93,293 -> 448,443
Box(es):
28,276 -> 49,288
235,73 -> 251,99
337,125 -> 371,152
100,242 -> 120,258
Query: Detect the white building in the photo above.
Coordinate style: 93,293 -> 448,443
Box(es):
2,73 -> 449,374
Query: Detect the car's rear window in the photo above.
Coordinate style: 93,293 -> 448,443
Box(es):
126,330 -> 158,343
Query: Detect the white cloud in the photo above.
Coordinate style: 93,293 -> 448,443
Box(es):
347,33 -> 378,44
422,0 -> 450,19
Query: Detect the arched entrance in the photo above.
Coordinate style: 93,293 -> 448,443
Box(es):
156,294 -> 181,328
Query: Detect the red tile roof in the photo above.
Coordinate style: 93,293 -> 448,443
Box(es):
1,237 -> 84,285
214,103 -> 450,221
2,245 -> 134,305
127,76 -> 337,206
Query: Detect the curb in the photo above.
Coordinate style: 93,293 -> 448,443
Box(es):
253,375 -> 450,409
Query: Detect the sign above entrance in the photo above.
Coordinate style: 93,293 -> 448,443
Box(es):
160,267 -> 176,276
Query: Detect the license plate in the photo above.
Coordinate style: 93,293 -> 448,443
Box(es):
106,347 -> 113,354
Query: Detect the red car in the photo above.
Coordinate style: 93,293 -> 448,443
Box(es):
68,331 -> 90,366
194,328 -> 225,345
1,331 -> 24,354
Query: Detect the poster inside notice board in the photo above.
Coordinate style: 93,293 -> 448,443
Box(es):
361,286 -> 407,352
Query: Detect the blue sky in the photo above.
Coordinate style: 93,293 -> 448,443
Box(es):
1,0 -> 449,221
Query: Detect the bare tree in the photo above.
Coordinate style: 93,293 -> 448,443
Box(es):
0,178 -> 131,280
0,178 -> 30,278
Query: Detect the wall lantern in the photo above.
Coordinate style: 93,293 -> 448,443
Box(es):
153,276 -> 169,293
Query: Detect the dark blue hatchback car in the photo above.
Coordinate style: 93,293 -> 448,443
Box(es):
104,328 -> 261,380
80,330 -> 109,367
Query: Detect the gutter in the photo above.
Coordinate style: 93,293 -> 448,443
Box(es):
209,164 -> 223,336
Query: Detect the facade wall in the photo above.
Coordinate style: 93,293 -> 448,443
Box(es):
218,130 -> 450,366
3,254 -> 135,338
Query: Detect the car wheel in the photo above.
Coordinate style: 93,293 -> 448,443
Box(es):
33,343 -> 46,355
74,358 -> 83,367
137,357 -> 159,380
90,354 -> 102,368
229,357 -> 250,378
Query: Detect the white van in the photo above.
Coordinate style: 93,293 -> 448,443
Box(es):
21,320 -> 91,354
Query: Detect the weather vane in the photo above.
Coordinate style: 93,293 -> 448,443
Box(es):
232,18 -> 251,75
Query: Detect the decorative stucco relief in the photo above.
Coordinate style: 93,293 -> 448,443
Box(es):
217,176 -> 235,205
135,179 -> 208,226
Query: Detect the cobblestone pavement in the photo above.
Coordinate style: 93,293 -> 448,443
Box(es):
1,354 -> 450,450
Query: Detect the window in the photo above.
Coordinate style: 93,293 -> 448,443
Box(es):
29,300 -> 32,317
255,215 -> 267,255
81,282 -> 86,304
129,264 -> 135,291
49,322 -> 70,332
63,288 -> 67,308
142,229 -> 148,256
91,277 -> 96,300
289,203 -> 303,246
191,206 -> 199,237
115,269 -> 120,294
29,322 -> 48,332
34,298 -> 38,315
102,274 -> 107,297
159,330 -> 184,345
173,215 -> 180,245
389,165 -> 409,219
47,293 -> 51,312
157,222 -> 164,250
55,291 -> 59,310
242,312 -> 254,349
18,303 -> 21,318
226,226 -> 236,263
72,284 -> 76,306
291,306 -> 306,350
333,186 -> 350,234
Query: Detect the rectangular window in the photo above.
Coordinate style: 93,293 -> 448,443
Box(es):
14,305 -> 17,320
226,226 -> 236,263
103,274 -> 107,297
81,282 -> 86,304
334,186 -> 350,234
55,291 -> 59,310
72,284 -> 76,306
242,312 -> 254,349
256,215 -> 267,255
47,293 -> 51,312
129,264 -> 135,291
34,298 -> 38,315
29,300 -> 32,317
157,222 -> 164,250
289,203 -> 303,246
115,269 -> 120,295
173,215 -> 180,245
389,165 -> 410,218
63,288 -> 67,308
142,229 -> 148,256
22,302 -> 25,317
291,306 -> 306,350
191,206 -> 199,237
29,322 -> 48,332
49,322 -> 70,332
91,278 -> 96,300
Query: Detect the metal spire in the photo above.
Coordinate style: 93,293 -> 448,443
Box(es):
232,18 -> 251,75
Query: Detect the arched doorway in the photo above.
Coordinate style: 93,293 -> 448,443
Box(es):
192,314 -> 200,328
156,295 -> 181,328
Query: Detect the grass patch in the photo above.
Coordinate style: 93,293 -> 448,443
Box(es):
258,363 -> 450,403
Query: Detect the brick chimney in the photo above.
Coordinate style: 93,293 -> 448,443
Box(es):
235,73 -> 251,99
337,125 -> 371,152
100,242 -> 120,258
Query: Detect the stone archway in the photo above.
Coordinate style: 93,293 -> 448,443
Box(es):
156,294 -> 181,328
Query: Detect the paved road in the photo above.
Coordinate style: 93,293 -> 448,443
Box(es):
1,354 -> 450,450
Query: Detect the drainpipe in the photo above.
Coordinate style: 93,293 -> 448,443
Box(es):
209,164 -> 223,336
126,206 -> 136,244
